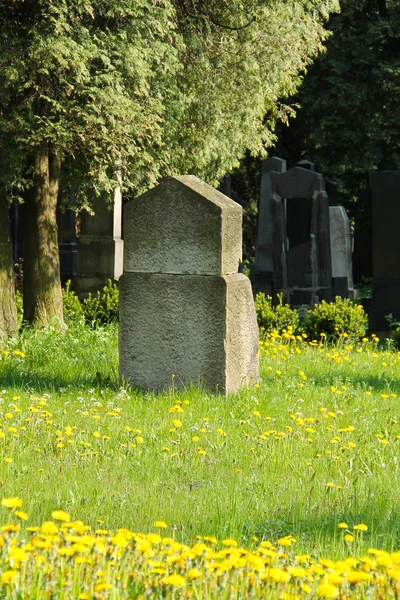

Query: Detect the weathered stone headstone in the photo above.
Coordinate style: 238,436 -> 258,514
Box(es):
329,206 -> 354,298
74,182 -> 123,296
119,175 -> 259,394
369,170 -> 400,333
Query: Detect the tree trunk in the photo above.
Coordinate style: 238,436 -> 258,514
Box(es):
0,189 -> 18,340
23,144 -> 63,327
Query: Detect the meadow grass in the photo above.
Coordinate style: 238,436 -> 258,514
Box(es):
1,324 -> 400,597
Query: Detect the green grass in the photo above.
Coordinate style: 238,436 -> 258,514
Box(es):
1,324 -> 400,559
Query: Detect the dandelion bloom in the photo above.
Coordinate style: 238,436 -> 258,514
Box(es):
14,510 -> 29,521
161,574 -> 186,586
1,497 -> 22,509
1,570 -> 19,585
51,510 -> 71,522
353,523 -> 368,531
317,583 -> 339,598
153,521 -> 167,529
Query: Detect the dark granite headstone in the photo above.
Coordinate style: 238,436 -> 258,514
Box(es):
271,166 -> 333,305
252,157 -> 286,295
369,171 -> 400,333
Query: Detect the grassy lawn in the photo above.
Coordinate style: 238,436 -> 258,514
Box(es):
1,323 -> 400,597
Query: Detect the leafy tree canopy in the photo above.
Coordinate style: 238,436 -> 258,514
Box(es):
0,0 -> 339,204
275,0 -> 400,204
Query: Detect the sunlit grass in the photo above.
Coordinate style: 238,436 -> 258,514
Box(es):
1,323 -> 400,596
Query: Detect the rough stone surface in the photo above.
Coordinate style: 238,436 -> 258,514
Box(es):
123,176 -> 242,276
119,272 -> 259,394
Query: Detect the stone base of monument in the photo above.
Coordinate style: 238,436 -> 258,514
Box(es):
119,272 -> 259,394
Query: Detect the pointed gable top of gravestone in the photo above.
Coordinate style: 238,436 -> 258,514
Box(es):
124,175 -> 243,276
272,166 -> 325,199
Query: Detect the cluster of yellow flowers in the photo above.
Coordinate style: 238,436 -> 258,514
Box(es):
0,499 -> 399,599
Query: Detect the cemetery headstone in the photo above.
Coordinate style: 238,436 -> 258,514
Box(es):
369,170 -> 400,333
329,206 -> 354,298
274,165 -> 333,305
74,182 -> 123,296
253,159 -> 333,306
119,175 -> 259,394
57,207 -> 78,284
252,157 -> 287,295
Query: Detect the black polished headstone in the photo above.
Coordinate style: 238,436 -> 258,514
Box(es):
369,170 -> 400,332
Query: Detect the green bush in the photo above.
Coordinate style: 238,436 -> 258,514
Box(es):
254,292 -> 299,335
82,279 -> 119,327
391,326 -> 400,349
303,296 -> 368,342
62,280 -> 84,325
62,279 -> 119,327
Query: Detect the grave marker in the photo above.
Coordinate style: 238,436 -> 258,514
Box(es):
119,175 -> 259,394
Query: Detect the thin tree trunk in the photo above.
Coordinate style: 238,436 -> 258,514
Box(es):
0,188 -> 18,340
23,144 -> 63,327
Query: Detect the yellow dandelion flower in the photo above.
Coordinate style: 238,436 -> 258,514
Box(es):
353,523 -> 368,531
1,497 -> 22,509
52,510 -> 71,522
153,521 -> 167,529
222,538 -> 238,547
187,568 -> 202,580
95,583 -> 113,593
317,583 -> 339,598
172,419 -> 182,428
14,510 -> 28,521
344,534 -> 354,543
338,522 -> 348,529
1,570 -> 19,585
161,574 -> 186,586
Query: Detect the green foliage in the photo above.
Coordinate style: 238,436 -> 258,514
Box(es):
62,280 -> 84,325
15,290 -> 23,327
0,0 -> 339,203
62,280 -> 119,327
303,297 -> 368,342
391,327 -> 400,349
82,280 -> 119,327
254,292 -> 299,334
275,0 -> 400,222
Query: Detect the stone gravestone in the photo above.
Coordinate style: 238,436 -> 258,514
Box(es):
74,181 -> 123,296
252,157 -> 287,296
271,165 -> 333,305
119,175 -> 259,394
369,170 -> 400,333
329,206 -> 354,298
57,207 -> 78,284
253,160 -> 333,305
